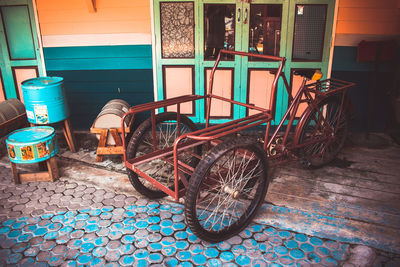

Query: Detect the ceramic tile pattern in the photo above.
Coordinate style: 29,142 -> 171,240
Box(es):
0,165 -> 397,266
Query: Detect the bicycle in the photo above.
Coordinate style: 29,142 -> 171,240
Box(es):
121,50 -> 355,242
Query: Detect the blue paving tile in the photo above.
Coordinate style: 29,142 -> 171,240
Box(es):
217,241 -> 231,251
123,218 -> 135,225
85,224 -> 99,233
162,246 -> 177,257
177,251 -> 192,261
204,247 -> 219,258
7,252 -> 22,264
7,229 -> 21,238
124,210 -> 136,217
207,258 -> 222,267
289,248 -> 305,259
190,243 -> 203,254
18,257 -> 35,267
175,231 -> 188,240
11,242 -> 29,253
264,227 -> 277,236
235,255 -> 251,265
300,243 -> 314,253
12,221 -> 25,229
192,254 -> 207,265
41,214 -> 53,219
120,255 -> 135,266
149,242 -> 162,251
310,237 -> 323,246
81,242 -> 95,253
278,230 -> 291,238
3,219 -> 16,226
135,221 -> 149,229
232,244 -> 246,255
173,222 -> 186,231
134,249 -> 150,259
180,261 -> 193,267
89,257 -> 104,266
308,252 -> 322,263
285,239 -> 299,249
121,235 -> 135,244
274,245 -> 288,255
161,227 -> 174,236
316,246 -> 331,256
44,231 -> 58,240
101,206 -> 114,212
165,257 -> 178,267
89,209 -> 102,216
18,233 -> 33,242
48,222 -> 62,231
77,253 -> 93,265
148,252 -> 163,263
220,251 -> 235,262
294,233 -> 308,242
93,247 -> 107,257
59,226 -> 73,235
176,240 -> 189,250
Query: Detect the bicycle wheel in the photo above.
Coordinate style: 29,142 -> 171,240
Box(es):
126,112 -> 201,198
185,138 -> 269,242
296,96 -> 349,168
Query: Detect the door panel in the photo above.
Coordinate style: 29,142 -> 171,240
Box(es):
292,4 -> 327,61
0,0 -> 44,100
247,69 -> 276,116
160,2 -> 195,58
205,68 -> 233,119
12,66 -> 38,101
163,66 -> 195,115
204,4 -> 236,61
1,5 -> 36,60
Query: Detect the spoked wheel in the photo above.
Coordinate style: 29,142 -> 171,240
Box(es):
126,112 -> 201,198
297,95 -> 349,168
185,138 -> 269,242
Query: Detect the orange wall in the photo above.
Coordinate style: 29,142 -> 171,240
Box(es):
36,0 -> 151,36
337,0 -> 400,35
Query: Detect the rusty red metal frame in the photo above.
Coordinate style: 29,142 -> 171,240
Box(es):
121,50 -> 355,200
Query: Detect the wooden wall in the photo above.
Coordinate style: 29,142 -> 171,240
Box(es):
335,0 -> 400,46
36,0 -> 151,35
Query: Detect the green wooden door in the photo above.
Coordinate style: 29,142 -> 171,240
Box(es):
0,0 -> 44,101
153,0 -> 336,124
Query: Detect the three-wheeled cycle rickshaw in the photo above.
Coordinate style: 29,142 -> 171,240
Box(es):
121,50 -> 355,242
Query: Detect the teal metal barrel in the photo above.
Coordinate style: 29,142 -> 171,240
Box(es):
21,77 -> 69,124
6,126 -> 58,164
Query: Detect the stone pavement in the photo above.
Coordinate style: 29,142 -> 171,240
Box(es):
0,164 -> 400,266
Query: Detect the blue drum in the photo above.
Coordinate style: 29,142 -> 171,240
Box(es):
6,126 -> 59,164
21,77 -> 69,124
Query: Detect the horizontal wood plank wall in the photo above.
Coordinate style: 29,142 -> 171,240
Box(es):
44,45 -> 152,70
335,0 -> 400,46
36,0 -> 151,36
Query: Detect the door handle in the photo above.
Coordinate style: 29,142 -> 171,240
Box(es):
244,8 -> 248,24
237,8 -> 241,23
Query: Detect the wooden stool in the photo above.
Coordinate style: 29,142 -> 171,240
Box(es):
90,127 -> 130,162
6,126 -> 60,184
10,157 -> 59,184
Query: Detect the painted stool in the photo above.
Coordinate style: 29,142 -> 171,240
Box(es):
6,126 -> 59,183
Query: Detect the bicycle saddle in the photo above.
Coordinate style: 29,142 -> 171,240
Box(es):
294,70 -> 316,80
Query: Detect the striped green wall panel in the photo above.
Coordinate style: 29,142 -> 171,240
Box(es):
44,45 -> 153,71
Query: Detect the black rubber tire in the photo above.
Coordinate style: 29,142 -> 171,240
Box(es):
185,137 -> 269,242
297,95 -> 349,168
126,112 -> 201,198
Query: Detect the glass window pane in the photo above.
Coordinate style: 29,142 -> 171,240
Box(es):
249,4 -> 282,61
160,2 -> 195,58
204,4 -> 236,61
292,5 -> 327,61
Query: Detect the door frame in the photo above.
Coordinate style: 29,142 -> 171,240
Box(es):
150,0 -> 338,123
